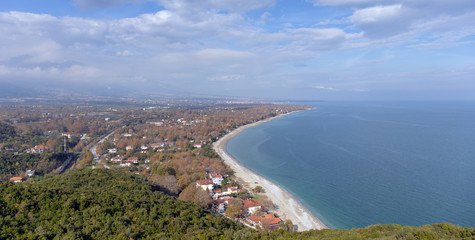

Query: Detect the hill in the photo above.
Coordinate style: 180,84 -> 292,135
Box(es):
0,169 -> 473,239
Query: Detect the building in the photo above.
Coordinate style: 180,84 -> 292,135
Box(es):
25,170 -> 35,177
193,143 -> 202,148
108,148 -> 118,153
242,199 -> 262,215
245,214 -> 282,230
227,186 -> 238,193
126,146 -> 133,151
62,132 -> 75,139
196,179 -> 214,191
209,172 -> 223,185
110,155 -> 123,162
10,177 -> 23,183
30,145 -> 48,154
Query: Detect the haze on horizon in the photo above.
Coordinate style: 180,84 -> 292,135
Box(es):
1,0 -> 474,101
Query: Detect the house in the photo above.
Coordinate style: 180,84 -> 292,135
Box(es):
196,179 -> 214,191
209,172 -> 223,185
140,145 -> 148,150
150,143 -> 161,149
245,214 -> 282,230
127,157 -> 139,164
25,170 -> 35,177
227,186 -> 238,193
193,143 -> 202,148
123,133 -> 133,137
126,146 -> 133,151
108,148 -> 117,154
10,177 -> 23,183
120,159 -> 138,167
150,142 -> 176,149
62,132 -> 75,139
110,155 -> 124,162
120,161 -> 132,167
212,198 -> 229,213
146,121 -> 164,126
30,145 -> 48,154
242,199 -> 262,215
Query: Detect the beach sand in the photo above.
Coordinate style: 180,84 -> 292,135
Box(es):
213,112 -> 329,231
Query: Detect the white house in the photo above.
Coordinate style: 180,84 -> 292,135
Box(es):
196,179 -> 214,191
209,172 -> 223,185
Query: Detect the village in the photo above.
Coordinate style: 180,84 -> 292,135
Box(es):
1,102 -> 304,231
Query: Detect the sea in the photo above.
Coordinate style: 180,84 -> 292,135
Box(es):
226,101 -> 475,229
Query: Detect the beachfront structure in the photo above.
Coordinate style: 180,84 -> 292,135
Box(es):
245,214 -> 282,230
242,199 -> 262,215
209,172 -> 223,185
196,179 -> 214,191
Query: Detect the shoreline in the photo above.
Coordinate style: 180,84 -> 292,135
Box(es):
213,110 -> 329,231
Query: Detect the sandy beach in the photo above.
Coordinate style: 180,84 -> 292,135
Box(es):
213,111 -> 329,231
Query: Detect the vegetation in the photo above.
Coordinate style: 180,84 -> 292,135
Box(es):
0,169 -> 474,239
0,122 -> 16,141
0,152 -> 69,180
0,169 -> 245,239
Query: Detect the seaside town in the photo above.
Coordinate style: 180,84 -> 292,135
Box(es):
0,100 -> 306,231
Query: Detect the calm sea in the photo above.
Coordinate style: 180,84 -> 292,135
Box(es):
226,101 -> 475,229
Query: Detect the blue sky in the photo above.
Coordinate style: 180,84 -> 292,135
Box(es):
1,0 -> 475,100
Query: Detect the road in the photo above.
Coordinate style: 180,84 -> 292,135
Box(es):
89,130 -> 117,169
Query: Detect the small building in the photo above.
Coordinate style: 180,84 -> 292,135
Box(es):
25,170 -> 35,177
126,146 -> 133,151
140,145 -> 148,150
227,186 -> 238,193
62,132 -> 75,139
108,148 -> 118,154
30,145 -> 48,154
127,157 -> 139,164
196,179 -> 214,191
212,198 -> 229,213
245,214 -> 282,230
242,199 -> 262,215
193,143 -> 202,148
110,155 -> 124,162
209,172 -> 223,185
10,177 -> 23,183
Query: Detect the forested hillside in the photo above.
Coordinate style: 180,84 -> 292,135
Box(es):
1,169 -> 473,240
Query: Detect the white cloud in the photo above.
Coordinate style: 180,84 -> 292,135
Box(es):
349,4 -> 402,23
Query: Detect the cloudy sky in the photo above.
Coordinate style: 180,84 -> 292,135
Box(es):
1,0 -> 475,100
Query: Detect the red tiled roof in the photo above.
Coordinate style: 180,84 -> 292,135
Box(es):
242,199 -> 262,209
10,177 -> 23,181
196,179 -> 213,185
246,214 -> 282,226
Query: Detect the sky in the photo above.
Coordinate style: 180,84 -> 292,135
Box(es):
1,0 -> 475,100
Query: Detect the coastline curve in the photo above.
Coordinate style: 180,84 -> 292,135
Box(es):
212,111 -> 329,231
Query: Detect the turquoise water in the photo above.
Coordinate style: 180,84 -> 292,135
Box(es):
226,101 -> 475,229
